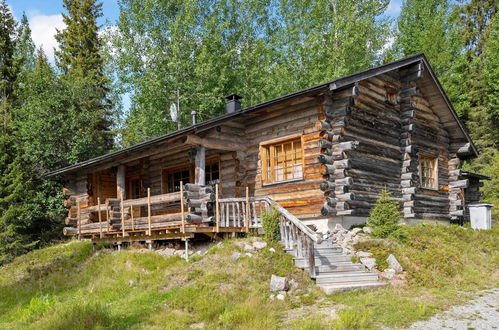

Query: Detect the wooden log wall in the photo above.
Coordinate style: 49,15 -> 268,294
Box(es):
399,64 -> 451,221
250,97 -> 324,219
319,74 -> 404,217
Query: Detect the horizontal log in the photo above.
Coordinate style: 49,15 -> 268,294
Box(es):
317,152 -> 345,164
321,203 -> 336,216
320,181 -> 335,192
107,192 -> 182,208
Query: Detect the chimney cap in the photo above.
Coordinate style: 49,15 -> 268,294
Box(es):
225,94 -> 243,102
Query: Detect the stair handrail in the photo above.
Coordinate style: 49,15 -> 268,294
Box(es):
264,197 -> 322,243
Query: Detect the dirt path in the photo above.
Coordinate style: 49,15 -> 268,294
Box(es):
406,288 -> 499,330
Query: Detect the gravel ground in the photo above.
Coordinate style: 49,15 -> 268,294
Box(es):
406,288 -> 499,330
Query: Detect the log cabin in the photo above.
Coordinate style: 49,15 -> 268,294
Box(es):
47,53 -> 487,244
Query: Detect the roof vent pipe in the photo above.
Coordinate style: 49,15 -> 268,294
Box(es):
191,110 -> 197,125
225,94 -> 242,114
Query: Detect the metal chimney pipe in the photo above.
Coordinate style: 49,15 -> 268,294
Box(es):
191,110 -> 197,125
225,94 -> 243,114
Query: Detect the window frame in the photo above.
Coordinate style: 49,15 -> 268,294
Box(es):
260,134 -> 305,186
161,156 -> 220,193
418,153 -> 438,190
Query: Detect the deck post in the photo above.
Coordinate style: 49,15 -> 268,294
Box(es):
194,146 -> 206,185
120,192 -> 125,238
106,199 -> 110,232
184,239 -> 189,262
98,197 -> 103,238
180,181 -> 185,233
245,187 -> 249,232
77,201 -> 81,240
215,184 -> 220,232
131,205 -> 135,231
147,188 -> 152,236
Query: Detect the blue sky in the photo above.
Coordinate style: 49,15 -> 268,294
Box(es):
7,0 -> 403,61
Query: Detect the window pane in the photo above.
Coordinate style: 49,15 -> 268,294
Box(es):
265,137 -> 303,184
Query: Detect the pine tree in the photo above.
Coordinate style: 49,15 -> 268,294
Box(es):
0,0 -> 19,127
456,0 -> 498,150
15,13 -> 36,74
55,0 -> 113,158
366,189 -> 402,238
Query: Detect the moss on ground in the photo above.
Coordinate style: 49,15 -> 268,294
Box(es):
0,224 -> 497,329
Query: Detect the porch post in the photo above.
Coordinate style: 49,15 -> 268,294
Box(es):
195,146 -> 206,186
117,164 -> 126,199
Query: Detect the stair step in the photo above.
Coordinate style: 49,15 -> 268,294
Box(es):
319,281 -> 388,294
314,247 -> 343,253
314,241 -> 337,248
315,250 -> 344,257
314,272 -> 379,285
316,264 -> 365,273
294,255 -> 352,267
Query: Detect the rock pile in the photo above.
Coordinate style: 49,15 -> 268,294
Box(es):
325,224 -> 370,255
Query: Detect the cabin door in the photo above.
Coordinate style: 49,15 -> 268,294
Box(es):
127,175 -> 144,218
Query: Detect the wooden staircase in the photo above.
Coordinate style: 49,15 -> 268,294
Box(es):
267,198 -> 386,294
289,240 -> 386,293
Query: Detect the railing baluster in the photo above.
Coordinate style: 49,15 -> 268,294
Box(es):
147,188 -> 151,236
245,187 -> 249,232
236,202 -> 241,227
232,202 -> 236,228
120,192 -> 125,238
251,201 -> 257,228
215,184 -> 219,232
225,199 -> 230,227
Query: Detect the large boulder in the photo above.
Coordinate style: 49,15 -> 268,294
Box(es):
356,251 -> 373,258
351,228 -> 363,236
270,275 -> 289,292
362,226 -> 373,234
252,241 -> 267,250
387,254 -> 403,272
360,257 -> 376,271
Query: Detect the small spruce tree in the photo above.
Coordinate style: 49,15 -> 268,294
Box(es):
366,188 -> 401,238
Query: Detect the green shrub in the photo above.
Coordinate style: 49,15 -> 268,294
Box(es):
261,207 -> 280,242
366,189 -> 402,238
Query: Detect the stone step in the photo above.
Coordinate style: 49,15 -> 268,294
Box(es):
316,263 -> 365,273
314,272 -> 379,285
319,281 -> 388,294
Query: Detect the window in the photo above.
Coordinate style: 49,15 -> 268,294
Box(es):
163,166 -> 192,193
261,136 -> 303,184
419,155 -> 438,189
128,176 -> 142,199
162,158 -> 220,193
205,159 -> 220,185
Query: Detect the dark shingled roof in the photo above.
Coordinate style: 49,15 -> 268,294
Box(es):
46,53 -> 477,177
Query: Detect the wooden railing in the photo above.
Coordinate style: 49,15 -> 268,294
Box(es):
216,195 -> 270,230
263,197 -> 322,277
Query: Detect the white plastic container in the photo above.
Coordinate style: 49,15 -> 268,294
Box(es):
468,203 -> 493,230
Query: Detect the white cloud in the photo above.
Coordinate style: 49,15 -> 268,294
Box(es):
27,11 -> 65,61
386,0 -> 402,16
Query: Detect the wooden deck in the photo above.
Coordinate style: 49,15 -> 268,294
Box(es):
64,183 -> 268,243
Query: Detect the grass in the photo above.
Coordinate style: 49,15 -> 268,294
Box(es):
0,224 -> 497,329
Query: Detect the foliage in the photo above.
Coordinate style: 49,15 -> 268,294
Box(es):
55,0 -> 114,154
366,189 -> 402,238
0,239 -> 318,329
109,0 -> 392,145
1,227 -> 498,328
261,207 -> 281,242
